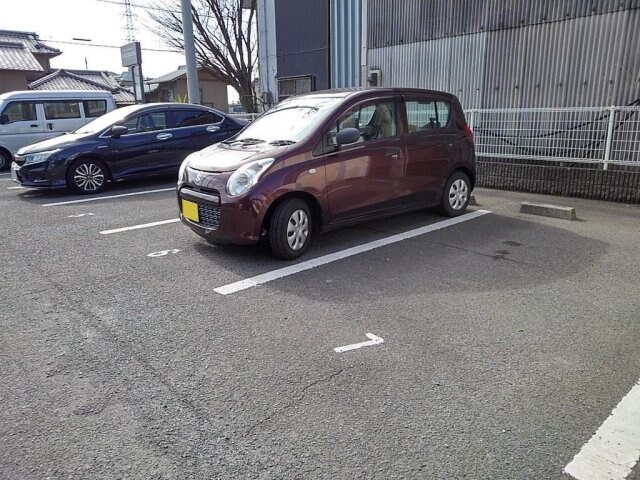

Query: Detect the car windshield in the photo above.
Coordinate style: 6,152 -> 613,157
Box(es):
233,96 -> 343,144
74,105 -> 141,135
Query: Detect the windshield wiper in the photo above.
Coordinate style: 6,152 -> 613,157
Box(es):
269,139 -> 296,146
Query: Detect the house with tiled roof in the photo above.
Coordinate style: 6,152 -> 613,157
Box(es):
29,69 -> 135,106
0,29 -> 61,93
146,65 -> 229,111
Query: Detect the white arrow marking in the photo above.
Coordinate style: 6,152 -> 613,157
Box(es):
334,333 -> 384,353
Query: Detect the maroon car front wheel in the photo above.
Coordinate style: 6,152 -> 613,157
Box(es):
269,198 -> 312,260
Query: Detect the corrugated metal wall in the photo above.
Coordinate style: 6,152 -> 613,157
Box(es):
330,0 -> 361,88
367,1 -> 640,108
275,0 -> 330,90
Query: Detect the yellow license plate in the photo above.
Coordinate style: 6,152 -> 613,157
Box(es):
181,199 -> 199,222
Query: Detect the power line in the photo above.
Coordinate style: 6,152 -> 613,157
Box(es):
45,38 -> 182,53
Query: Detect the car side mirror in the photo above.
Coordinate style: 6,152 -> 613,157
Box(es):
336,127 -> 361,146
0,114 -> 9,125
111,125 -> 128,138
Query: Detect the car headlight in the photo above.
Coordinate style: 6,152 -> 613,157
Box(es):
24,149 -> 60,165
226,158 -> 275,197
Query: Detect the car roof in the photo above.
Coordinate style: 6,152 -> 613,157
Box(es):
0,90 -> 114,100
296,87 -> 459,101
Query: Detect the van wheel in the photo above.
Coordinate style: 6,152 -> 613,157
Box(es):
0,149 -> 11,171
439,171 -> 470,217
66,158 -> 107,195
269,198 -> 312,260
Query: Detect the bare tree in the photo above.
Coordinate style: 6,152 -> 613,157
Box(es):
148,0 -> 258,112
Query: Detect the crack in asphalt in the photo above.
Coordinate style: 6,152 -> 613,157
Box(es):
242,368 -> 346,438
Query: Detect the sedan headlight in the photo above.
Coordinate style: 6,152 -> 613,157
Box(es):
226,158 -> 275,197
24,149 -> 60,165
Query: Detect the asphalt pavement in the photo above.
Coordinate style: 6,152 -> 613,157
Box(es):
1,173 -> 639,479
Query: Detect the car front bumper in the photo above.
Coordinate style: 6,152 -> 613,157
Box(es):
177,182 -> 263,246
11,161 -> 66,189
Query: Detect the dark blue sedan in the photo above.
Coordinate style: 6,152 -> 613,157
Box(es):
10,103 -> 247,194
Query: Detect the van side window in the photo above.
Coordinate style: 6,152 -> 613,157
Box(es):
44,101 -> 81,120
327,100 -> 398,146
83,100 -> 107,118
405,99 -> 451,132
1,102 -> 37,123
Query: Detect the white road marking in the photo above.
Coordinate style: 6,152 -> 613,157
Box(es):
564,378 -> 640,480
42,187 -> 175,207
7,186 -> 25,190
67,213 -> 95,218
100,218 -> 180,235
147,248 -> 181,257
0,177 -> 14,181
214,209 -> 491,295
334,333 -> 384,353
0,172 -> 11,176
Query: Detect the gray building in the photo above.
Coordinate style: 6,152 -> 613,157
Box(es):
258,0 -> 640,109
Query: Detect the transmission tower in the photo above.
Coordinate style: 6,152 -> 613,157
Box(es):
122,0 -> 136,43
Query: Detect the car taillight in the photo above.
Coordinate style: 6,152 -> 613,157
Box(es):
463,125 -> 474,141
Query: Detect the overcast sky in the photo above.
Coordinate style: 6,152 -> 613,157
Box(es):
3,0 -> 239,100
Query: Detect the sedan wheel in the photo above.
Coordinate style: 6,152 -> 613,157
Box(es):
67,159 -> 107,195
269,198 -> 313,260
439,171 -> 471,217
0,149 -> 11,171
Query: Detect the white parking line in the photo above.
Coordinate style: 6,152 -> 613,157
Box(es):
214,209 -> 491,295
42,187 -> 175,207
100,218 -> 180,235
7,186 -> 25,190
0,172 -> 10,177
564,378 -> 640,480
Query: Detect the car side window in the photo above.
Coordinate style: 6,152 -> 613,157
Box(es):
405,99 -> 451,132
43,101 -> 81,120
327,100 -> 398,147
121,112 -> 168,134
1,101 -> 37,123
173,109 -> 223,128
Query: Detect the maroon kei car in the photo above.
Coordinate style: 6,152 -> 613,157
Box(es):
177,88 -> 476,259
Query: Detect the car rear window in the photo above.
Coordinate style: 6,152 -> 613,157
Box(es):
405,99 -> 451,132
173,109 -> 222,128
83,100 -> 107,118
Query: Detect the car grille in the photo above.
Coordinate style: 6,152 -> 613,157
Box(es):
198,203 -> 220,230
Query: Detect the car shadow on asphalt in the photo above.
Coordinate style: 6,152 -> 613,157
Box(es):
190,208 -> 610,302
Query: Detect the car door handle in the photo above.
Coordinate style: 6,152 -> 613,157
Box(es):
206,125 -> 220,132
385,149 -> 402,159
30,124 -> 39,128
156,133 -> 173,140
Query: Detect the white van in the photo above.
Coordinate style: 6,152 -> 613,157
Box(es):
0,90 -> 117,170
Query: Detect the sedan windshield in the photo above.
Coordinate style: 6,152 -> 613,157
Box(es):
74,105 -> 142,135
233,96 -> 343,144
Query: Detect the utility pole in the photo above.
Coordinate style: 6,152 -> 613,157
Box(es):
180,0 -> 200,104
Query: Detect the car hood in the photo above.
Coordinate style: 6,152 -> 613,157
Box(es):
17,133 -> 88,155
187,142 -> 285,173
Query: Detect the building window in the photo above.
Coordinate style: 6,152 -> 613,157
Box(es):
277,75 -> 314,101
160,88 -> 174,102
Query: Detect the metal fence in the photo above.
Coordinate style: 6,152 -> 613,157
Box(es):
465,106 -> 640,169
230,113 -> 260,122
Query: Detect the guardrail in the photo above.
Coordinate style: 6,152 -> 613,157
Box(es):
464,106 -> 640,169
